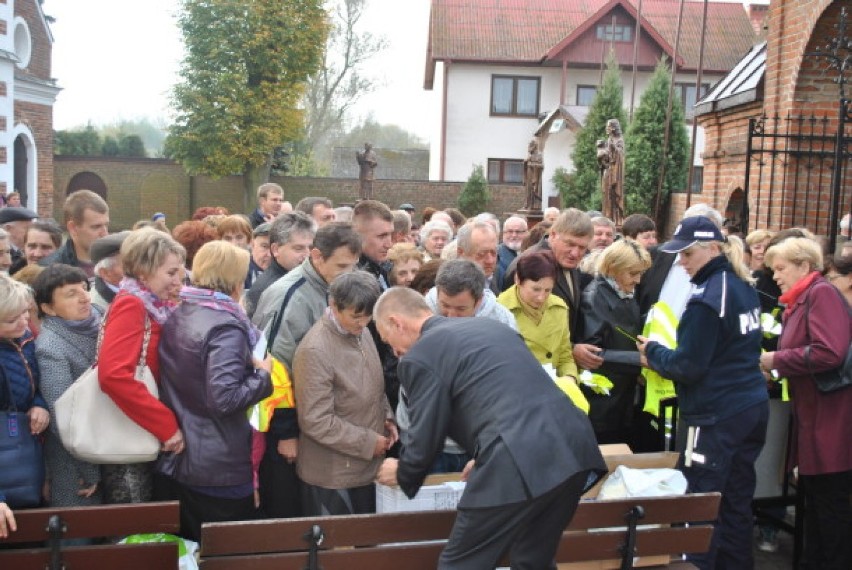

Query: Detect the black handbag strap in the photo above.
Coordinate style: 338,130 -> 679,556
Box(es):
266,276 -> 307,357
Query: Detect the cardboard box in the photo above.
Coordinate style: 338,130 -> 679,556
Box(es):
562,445 -> 681,570
376,472 -> 465,513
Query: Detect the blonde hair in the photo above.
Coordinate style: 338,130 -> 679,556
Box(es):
191,240 -> 250,295
694,236 -> 755,284
0,274 -> 32,321
121,227 -> 187,279
765,236 -> 823,273
597,239 -> 652,278
745,229 -> 774,247
388,242 -> 424,266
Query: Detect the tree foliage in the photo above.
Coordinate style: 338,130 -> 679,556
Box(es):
303,0 -> 386,155
624,58 -> 689,217
55,125 -> 147,157
563,52 -> 627,211
458,164 -> 491,217
165,0 -> 328,210
336,116 -> 426,150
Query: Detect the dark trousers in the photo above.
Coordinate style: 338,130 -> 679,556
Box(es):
799,470 -> 852,570
301,482 -> 375,517
682,401 -> 769,570
174,484 -> 255,543
438,469 -> 590,570
258,451 -> 302,518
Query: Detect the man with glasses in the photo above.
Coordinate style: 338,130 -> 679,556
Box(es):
496,216 -> 528,289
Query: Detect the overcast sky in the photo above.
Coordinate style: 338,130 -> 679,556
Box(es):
46,0 -> 437,140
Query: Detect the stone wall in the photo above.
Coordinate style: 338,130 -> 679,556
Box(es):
53,156 -> 527,229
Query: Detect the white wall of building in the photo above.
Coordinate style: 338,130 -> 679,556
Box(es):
0,3 -> 16,201
433,60 -> 721,203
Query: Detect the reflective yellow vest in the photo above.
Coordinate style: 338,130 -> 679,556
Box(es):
641,301 -> 679,415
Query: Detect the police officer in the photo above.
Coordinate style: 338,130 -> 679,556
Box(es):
637,216 -> 769,570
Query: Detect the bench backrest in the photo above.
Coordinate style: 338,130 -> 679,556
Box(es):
0,501 -> 180,570
199,493 -> 721,570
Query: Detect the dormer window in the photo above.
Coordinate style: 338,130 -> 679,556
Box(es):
596,24 -> 633,43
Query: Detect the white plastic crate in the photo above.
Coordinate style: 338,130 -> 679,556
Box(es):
376,476 -> 466,513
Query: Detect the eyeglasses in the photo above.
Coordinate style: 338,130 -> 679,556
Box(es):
504,229 -> 527,235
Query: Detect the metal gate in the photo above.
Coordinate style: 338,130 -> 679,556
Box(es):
742,100 -> 851,251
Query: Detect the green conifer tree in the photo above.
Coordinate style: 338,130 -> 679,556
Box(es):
624,58 -> 689,216
563,51 -> 627,211
458,165 -> 491,217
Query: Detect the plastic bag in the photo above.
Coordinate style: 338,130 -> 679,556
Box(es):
119,533 -> 199,570
597,465 -> 687,500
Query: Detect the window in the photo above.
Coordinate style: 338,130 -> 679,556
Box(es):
491,76 -> 540,117
676,83 -> 710,119
577,85 -> 597,106
690,166 -> 704,194
488,159 -> 524,184
596,24 -> 633,42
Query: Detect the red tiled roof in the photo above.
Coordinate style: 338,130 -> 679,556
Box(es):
426,0 -> 758,87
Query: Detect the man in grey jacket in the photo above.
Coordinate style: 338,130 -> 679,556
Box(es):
251,222 -> 362,518
375,287 -> 606,569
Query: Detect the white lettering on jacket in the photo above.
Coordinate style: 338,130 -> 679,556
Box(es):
739,308 -> 761,335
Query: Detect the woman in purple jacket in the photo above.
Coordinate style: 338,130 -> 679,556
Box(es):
761,237 -> 852,570
157,241 -> 272,541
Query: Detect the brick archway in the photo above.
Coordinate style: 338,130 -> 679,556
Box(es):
765,0 -> 836,114
67,171 -> 108,200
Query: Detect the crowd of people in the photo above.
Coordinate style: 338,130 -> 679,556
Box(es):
1,184 -> 850,569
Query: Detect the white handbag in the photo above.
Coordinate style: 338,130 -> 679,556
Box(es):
54,313 -> 161,464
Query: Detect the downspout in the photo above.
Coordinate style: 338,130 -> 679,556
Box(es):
440,60 -> 451,181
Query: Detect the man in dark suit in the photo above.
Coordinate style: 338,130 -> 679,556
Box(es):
374,287 -> 606,570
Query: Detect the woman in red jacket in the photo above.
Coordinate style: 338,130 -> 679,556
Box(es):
760,237 -> 852,570
98,227 -> 187,503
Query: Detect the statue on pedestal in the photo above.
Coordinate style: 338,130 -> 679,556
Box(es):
523,138 -> 544,211
356,142 -> 378,200
597,119 -> 625,226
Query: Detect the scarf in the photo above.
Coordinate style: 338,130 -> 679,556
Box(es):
45,304 -> 102,339
180,285 -> 260,347
779,271 -> 821,318
514,285 -> 546,326
119,277 -> 178,324
604,276 -> 635,299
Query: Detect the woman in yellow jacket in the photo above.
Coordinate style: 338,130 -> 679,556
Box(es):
498,251 -> 588,412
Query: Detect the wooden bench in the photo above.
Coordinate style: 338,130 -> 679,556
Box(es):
0,501 -> 180,570
199,493 -> 721,570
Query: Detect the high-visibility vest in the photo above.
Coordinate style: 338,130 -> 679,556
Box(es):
641,301 -> 679,415
579,369 -> 615,395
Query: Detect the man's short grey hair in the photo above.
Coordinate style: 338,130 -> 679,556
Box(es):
502,216 -> 528,232
420,220 -> 453,243
474,212 -> 500,235
435,259 -> 485,301
269,211 -> 315,246
392,210 -> 412,235
295,197 -> 333,217
334,206 -> 353,223
329,270 -> 382,315
457,221 -> 498,255
94,254 -> 119,274
683,203 -> 724,228
591,216 -> 616,230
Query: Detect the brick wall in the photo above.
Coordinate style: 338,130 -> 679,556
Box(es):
54,156 -> 527,230
16,100 -> 54,215
15,0 -> 52,81
694,0 -> 849,237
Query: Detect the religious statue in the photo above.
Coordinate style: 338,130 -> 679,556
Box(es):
356,142 -> 378,200
597,119 -> 625,226
523,138 -> 544,211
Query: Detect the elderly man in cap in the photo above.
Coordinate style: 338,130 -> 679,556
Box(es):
0,206 -> 39,272
89,231 -> 131,311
